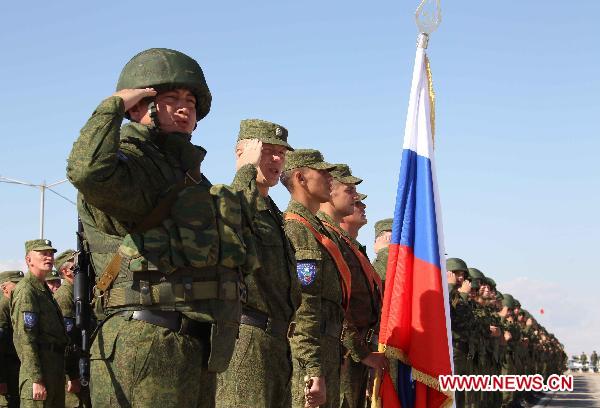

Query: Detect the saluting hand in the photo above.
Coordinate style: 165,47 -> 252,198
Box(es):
459,280 -> 471,294
113,88 -> 157,112
32,382 -> 47,400
236,139 -> 263,170
446,271 -> 456,285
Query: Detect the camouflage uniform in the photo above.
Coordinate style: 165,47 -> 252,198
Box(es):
0,271 -> 24,408
67,48 -> 258,408
216,120 -> 302,408
53,252 -> 92,408
11,240 -> 68,408
317,165 -> 381,408
282,149 -> 346,408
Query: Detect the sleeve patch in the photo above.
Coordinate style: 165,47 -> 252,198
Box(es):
64,317 -> 75,333
297,261 -> 317,286
23,312 -> 38,330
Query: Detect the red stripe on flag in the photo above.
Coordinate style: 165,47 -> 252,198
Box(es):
380,371 -> 402,408
378,243 -> 452,407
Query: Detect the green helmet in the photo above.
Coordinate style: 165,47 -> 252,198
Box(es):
468,267 -> 484,280
484,276 -> 496,289
116,48 -> 212,121
446,258 -> 468,273
502,293 -> 515,308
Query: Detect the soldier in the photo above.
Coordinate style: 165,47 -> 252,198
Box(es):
216,119 -> 301,407
445,258 -> 472,408
372,219 -> 393,285
53,250 -> 91,408
580,351 -> 588,370
11,239 -> 69,407
44,271 -> 61,294
0,270 -> 24,408
316,165 -> 386,408
67,48 -> 258,407
280,149 -> 346,408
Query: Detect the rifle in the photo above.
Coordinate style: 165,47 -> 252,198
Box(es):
74,219 -> 94,386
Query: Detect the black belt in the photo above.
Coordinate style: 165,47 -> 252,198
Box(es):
124,310 -> 209,340
241,308 -> 294,339
38,343 -> 65,354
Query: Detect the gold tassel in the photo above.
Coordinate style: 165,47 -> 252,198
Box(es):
424,54 -> 436,148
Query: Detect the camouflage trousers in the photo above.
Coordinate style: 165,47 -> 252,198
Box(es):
64,377 -> 91,408
19,351 -> 65,408
90,313 -> 214,408
291,336 -> 341,408
0,355 -> 19,408
216,324 -> 293,408
452,347 -> 468,408
339,357 -> 369,408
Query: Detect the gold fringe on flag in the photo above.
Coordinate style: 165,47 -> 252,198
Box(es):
424,54 -> 436,147
371,344 -> 454,408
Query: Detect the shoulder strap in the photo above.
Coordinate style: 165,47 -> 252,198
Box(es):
284,212 -> 351,312
321,220 -> 382,301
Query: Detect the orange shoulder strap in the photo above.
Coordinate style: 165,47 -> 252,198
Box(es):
321,221 -> 382,301
284,212 -> 351,312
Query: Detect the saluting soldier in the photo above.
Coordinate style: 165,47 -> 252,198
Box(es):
67,48 -> 258,407
316,165 -> 386,408
280,149 -> 347,408
372,219 -> 393,285
217,119 -> 301,408
11,239 -> 68,407
0,270 -> 24,408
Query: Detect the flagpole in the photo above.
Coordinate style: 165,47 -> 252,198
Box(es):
371,2 -> 442,407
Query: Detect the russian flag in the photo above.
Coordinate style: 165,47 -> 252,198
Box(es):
375,41 -> 454,408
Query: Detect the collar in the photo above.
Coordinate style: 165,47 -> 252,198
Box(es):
25,271 -> 52,294
286,199 -> 325,232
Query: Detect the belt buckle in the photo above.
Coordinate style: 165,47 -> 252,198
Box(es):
287,321 -> 296,338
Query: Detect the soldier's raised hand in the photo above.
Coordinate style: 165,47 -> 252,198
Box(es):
459,280 -> 471,294
446,271 -> 456,285
113,88 -> 157,112
236,139 -> 263,170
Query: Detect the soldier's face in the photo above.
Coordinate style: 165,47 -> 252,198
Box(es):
303,168 -> 333,203
154,89 -> 197,134
330,181 -> 356,217
454,271 -> 465,285
256,143 -> 287,188
26,250 -> 54,274
342,201 -> 367,228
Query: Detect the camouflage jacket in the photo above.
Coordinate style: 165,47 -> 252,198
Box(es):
53,281 -> 79,379
317,211 -> 379,362
11,273 -> 68,383
0,295 -> 17,383
231,164 -> 301,323
372,248 -> 389,286
284,200 -> 345,378
66,96 -> 259,319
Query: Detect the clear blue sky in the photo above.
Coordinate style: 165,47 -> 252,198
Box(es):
1,1 -> 598,356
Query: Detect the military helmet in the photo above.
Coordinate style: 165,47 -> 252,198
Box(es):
467,267 -> 484,280
502,293 -> 515,308
446,258 -> 468,273
116,48 -> 212,121
484,276 -> 496,289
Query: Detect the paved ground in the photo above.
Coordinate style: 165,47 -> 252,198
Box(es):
536,373 -> 600,407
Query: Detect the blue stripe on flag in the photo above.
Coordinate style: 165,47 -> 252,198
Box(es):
391,149 -> 441,268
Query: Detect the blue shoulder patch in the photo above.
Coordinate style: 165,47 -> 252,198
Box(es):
297,261 -> 317,286
23,312 -> 38,330
64,317 -> 75,333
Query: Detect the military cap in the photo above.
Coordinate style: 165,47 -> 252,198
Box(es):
238,119 -> 293,151
329,164 -> 362,185
0,270 -> 24,284
283,149 -> 336,172
502,293 -> 515,308
357,193 -> 367,201
25,239 -> 57,254
484,276 -> 496,289
446,258 -> 468,273
374,218 -> 393,237
45,269 -> 61,282
54,249 -> 76,272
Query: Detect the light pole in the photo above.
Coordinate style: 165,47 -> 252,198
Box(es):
0,175 -> 75,238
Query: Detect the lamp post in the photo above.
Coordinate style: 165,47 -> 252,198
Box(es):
0,176 -> 74,238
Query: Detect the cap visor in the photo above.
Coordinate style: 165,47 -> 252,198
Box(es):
334,175 -> 363,185
308,161 -> 337,171
261,138 -> 294,151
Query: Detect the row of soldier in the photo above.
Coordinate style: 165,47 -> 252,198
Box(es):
0,46 -> 565,408
446,258 -> 567,408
